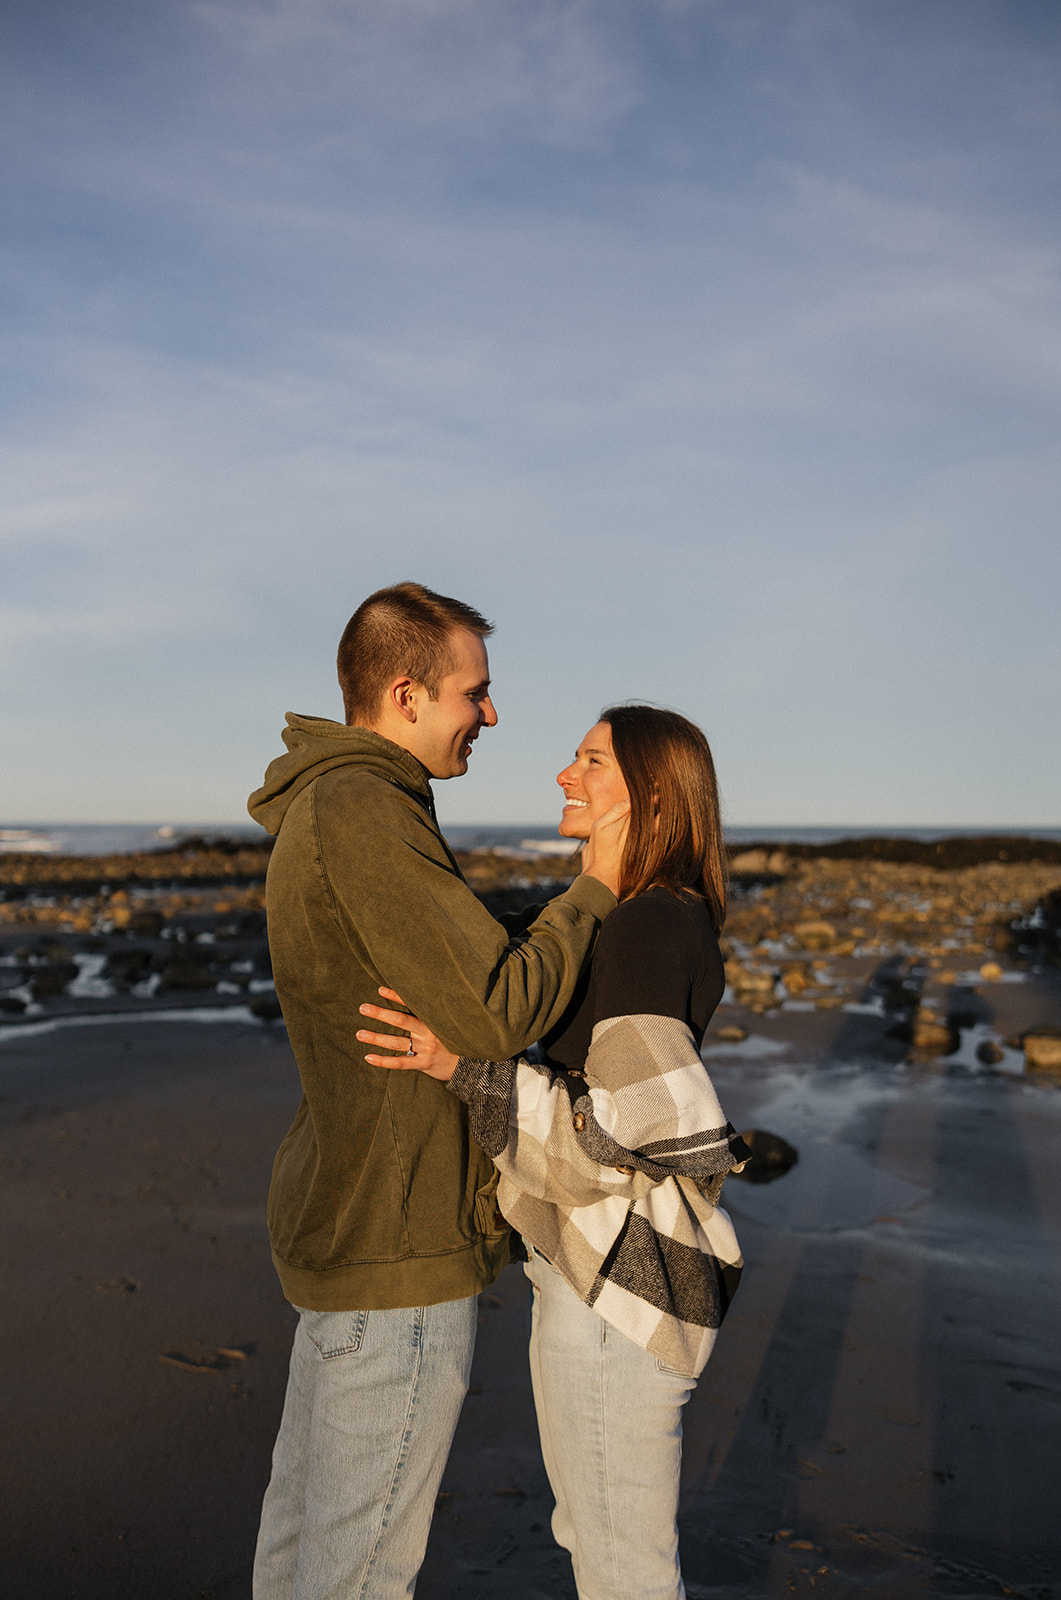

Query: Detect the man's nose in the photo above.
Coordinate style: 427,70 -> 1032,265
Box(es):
480,697 -> 498,727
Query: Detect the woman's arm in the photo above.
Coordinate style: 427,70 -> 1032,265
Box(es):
358,989 -> 747,1205
453,1013 -> 747,1201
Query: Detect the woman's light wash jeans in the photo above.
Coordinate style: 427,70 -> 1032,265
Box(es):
525,1247 -> 695,1600
253,1296 -> 477,1600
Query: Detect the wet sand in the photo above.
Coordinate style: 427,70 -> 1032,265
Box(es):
1,848 -> 1060,1598
2,986 -> 1059,1598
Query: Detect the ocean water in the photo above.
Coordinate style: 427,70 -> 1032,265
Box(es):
2,822 -> 1060,858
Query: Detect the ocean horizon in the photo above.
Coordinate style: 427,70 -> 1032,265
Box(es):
3,822 -> 1060,858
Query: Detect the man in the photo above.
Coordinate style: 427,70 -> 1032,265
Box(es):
248,582 -> 622,1598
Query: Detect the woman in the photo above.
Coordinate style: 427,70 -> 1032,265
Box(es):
357,705 -> 748,1600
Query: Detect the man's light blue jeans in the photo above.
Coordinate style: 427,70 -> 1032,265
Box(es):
525,1246 -> 695,1600
253,1296 -> 477,1600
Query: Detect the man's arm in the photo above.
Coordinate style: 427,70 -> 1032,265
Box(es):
315,770 -> 615,1058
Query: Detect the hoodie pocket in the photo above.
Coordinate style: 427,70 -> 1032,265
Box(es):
474,1170 -> 506,1237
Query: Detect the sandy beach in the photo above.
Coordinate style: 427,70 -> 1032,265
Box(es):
2,843 -> 1060,1598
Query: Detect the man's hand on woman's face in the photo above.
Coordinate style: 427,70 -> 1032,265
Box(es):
579,798 -> 631,900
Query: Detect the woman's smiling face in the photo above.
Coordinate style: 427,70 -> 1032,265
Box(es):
556,721 -> 630,840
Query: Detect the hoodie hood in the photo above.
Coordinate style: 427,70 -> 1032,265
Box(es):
247,714 -> 431,836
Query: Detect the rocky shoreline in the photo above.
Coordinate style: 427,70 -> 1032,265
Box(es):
1,838 -> 1059,1072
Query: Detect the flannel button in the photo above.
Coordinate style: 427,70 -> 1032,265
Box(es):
572,1112 -> 586,1131
613,1164 -> 634,1176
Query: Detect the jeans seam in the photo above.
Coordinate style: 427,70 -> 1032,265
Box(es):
597,1316 -> 625,1598
356,1305 -> 425,1599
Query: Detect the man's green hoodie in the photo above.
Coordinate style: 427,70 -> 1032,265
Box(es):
248,715 -> 616,1311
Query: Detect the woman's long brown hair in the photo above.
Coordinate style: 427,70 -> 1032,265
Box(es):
601,704 -> 728,932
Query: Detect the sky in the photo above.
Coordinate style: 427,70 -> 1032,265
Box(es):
2,0 -> 1059,830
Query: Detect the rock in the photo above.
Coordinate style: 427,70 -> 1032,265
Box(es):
725,961 -> 777,1001
976,1040 -> 1005,1065
793,921 -> 836,950
729,849 -> 771,874
713,1024 -> 748,1043
978,961 -> 1004,982
129,909 -> 165,938
911,1017 -> 959,1056
249,991 -> 284,1023
158,956 -> 217,992
0,995 -> 27,1014
103,947 -> 155,987
730,1129 -> 799,1185
106,891 -> 132,930
29,962 -> 78,1001
1023,1032 -> 1061,1072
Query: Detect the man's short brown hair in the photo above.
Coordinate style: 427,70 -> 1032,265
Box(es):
337,582 -> 494,725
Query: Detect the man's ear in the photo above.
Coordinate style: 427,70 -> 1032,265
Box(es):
388,677 -> 419,723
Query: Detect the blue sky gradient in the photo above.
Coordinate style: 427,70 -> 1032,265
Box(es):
3,0 -> 1059,827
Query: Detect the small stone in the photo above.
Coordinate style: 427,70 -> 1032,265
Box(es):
730,1129 -> 799,1185
911,1018 -> 959,1056
724,961 -> 777,1000
978,961 -> 1004,982
976,1040 -> 1005,1066
793,921 -> 836,950
714,1024 -> 748,1043
29,962 -> 78,1001
250,991 -> 284,1023
1024,1033 -> 1061,1072
158,956 -> 216,992
104,947 -> 155,987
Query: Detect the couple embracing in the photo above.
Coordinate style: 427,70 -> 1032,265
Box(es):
248,582 -> 748,1600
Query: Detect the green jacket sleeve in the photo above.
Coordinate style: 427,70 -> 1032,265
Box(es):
312,768 -> 615,1058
